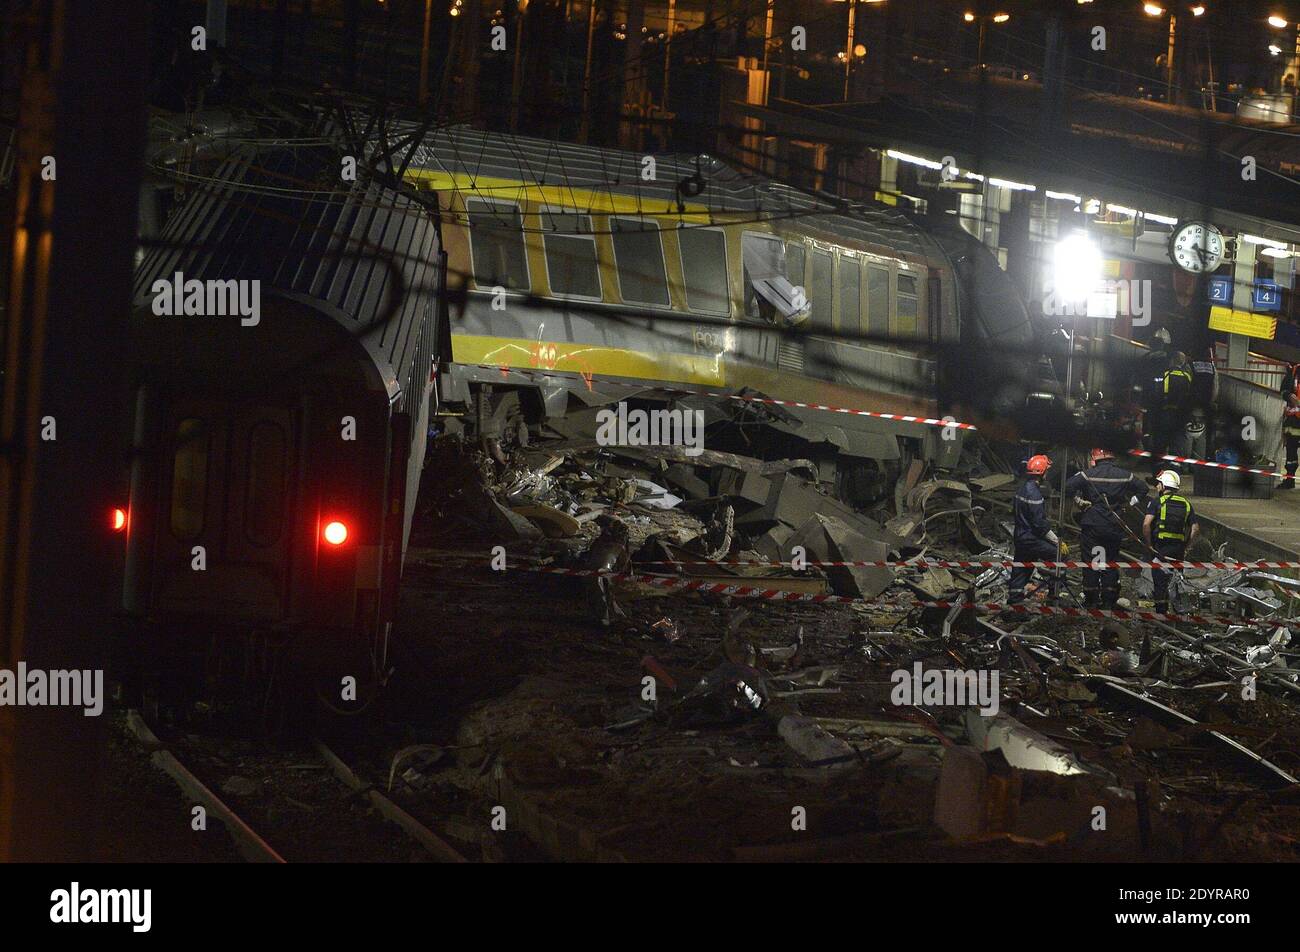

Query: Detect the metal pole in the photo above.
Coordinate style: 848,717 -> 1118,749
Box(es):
419,0 -> 434,105
580,0 -> 598,142
843,0 -> 856,101
1165,13 -> 1177,104
1057,315 -> 1077,576
664,0 -> 677,110
510,0 -> 528,130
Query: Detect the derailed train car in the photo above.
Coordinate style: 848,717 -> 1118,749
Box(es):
120,145 -> 443,701
399,127 -> 1047,506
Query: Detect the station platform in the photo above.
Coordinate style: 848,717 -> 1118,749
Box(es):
1185,473 -> 1300,562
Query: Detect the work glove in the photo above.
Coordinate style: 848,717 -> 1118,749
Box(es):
1058,541 -> 1070,557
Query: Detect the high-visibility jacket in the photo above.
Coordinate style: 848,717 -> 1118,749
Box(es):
1152,492 -> 1195,543
1162,368 -> 1191,410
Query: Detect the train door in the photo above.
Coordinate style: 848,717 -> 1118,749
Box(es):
153,400 -> 296,621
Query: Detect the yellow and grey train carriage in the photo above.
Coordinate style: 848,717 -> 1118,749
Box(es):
401,127 -> 1041,503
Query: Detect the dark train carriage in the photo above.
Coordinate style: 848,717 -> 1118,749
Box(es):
121,147 -> 443,693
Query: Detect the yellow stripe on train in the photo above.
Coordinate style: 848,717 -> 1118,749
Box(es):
450,334 -> 727,387
406,171 -> 714,222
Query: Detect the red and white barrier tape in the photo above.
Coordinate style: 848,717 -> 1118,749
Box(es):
638,557 -> 1300,571
471,364 -> 1298,477
1128,449 -> 1286,480
474,364 -> 979,432
525,566 -> 1280,627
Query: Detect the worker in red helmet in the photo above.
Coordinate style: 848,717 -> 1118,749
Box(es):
1066,448 -> 1151,609
1009,454 -> 1066,605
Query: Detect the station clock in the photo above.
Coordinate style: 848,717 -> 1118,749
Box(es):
1168,221 -> 1225,273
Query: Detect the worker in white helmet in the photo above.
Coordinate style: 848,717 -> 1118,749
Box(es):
1142,469 -> 1199,616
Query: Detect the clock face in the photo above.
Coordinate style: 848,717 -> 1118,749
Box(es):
1170,222 -> 1225,273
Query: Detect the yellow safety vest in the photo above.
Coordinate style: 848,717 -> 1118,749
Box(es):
1156,493 -> 1192,542
1162,369 -> 1191,407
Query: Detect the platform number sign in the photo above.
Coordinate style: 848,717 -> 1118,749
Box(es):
1206,277 -> 1232,305
1252,279 -> 1281,313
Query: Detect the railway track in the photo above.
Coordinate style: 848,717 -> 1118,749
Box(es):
123,711 -> 467,864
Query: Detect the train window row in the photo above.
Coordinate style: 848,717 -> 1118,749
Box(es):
463,198 -> 931,342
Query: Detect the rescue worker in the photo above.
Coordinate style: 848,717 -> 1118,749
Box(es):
1141,329 -> 1173,458
1009,454 -> 1067,604
1142,469 -> 1199,615
1065,448 -> 1151,609
1189,348 -> 1217,417
1155,352 -> 1193,472
1280,362 -> 1300,489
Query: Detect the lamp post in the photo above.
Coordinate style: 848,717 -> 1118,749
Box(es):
1143,2 -> 1206,106
510,0 -> 528,130
1268,13 -> 1300,97
833,0 -> 883,101
962,9 -> 1010,73
579,0 -> 598,142
1051,230 -> 1104,569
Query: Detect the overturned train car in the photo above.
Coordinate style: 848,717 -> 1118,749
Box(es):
401,127 -> 1044,505
121,146 -> 443,691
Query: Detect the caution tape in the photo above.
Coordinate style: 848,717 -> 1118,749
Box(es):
472,364 -> 979,432
523,566 -> 1281,627
1128,449 -> 1286,480
638,558 -> 1300,571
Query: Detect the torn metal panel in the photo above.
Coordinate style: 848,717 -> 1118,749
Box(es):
777,715 -> 859,769
962,710 -> 1096,777
1092,681 -> 1298,787
788,513 -> 891,598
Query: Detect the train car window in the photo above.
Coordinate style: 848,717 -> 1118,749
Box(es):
786,242 -> 805,286
810,249 -> 833,332
245,421 -> 286,547
897,272 -> 919,335
678,227 -> 729,313
542,211 -> 601,299
743,233 -> 806,322
170,418 -> 208,541
867,266 -> 889,335
465,199 -> 529,290
838,255 -> 860,335
611,217 -> 670,306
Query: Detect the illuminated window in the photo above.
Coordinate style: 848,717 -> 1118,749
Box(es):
678,227 -> 729,313
170,418 -> 208,540
542,211 -> 601,299
245,421 -> 286,546
612,217 -> 669,306
465,199 -> 529,290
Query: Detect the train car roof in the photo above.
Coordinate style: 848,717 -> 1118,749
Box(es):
133,146 -> 440,401
401,125 -> 939,259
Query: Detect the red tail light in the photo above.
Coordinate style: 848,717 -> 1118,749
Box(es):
322,520 -> 349,546
112,507 -> 127,532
